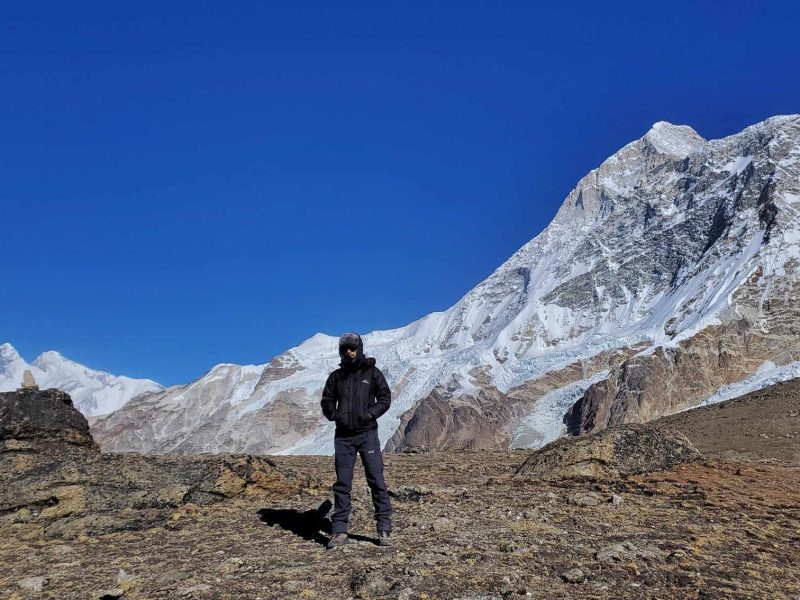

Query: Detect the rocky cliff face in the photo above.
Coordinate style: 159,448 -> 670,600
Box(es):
92,114 -> 800,455
563,120 -> 800,434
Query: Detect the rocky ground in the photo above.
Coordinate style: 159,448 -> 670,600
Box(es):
1,382 -> 799,599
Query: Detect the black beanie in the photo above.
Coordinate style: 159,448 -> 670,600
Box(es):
338,332 -> 363,357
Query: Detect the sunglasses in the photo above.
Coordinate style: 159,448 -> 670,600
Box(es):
341,343 -> 359,352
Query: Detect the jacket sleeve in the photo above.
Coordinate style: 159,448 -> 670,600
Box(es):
321,372 -> 338,421
368,368 -> 391,419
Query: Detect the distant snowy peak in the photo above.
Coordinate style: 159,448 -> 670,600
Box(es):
0,342 -> 163,417
643,121 -> 705,158
0,343 -> 20,363
33,350 -> 81,371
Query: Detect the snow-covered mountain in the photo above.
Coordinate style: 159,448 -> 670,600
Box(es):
92,114 -> 800,455
0,343 -> 163,417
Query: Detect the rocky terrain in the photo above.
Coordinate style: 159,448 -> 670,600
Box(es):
2,379 -> 800,599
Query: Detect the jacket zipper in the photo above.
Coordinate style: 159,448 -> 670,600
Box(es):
343,363 -> 370,430
348,368 -> 361,428
347,371 -> 356,428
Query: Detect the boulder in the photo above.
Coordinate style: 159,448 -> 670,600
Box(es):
514,423 -> 701,480
0,388 -> 97,450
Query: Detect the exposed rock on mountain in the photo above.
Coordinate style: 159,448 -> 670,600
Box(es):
565,242 -> 800,435
385,346 -> 644,452
90,363 -> 264,454
92,114 -> 800,455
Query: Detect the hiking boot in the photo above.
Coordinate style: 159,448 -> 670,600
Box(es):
377,530 -> 392,547
326,532 -> 348,549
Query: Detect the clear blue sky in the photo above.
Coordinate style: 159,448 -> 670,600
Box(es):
2,1 -> 798,385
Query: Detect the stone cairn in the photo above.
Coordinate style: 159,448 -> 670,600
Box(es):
21,369 -> 39,390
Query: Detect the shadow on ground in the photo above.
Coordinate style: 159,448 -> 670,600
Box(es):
257,499 -> 384,547
257,500 -> 334,546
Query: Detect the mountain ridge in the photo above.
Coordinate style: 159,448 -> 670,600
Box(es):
28,114 -> 800,455
0,342 -> 163,417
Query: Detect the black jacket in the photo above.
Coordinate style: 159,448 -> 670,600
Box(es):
321,355 -> 391,434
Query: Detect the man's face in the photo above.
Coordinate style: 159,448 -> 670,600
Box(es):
343,345 -> 358,358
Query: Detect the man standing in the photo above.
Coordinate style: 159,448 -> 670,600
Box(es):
321,332 -> 393,549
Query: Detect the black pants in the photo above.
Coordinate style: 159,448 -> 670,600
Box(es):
331,428 -> 392,533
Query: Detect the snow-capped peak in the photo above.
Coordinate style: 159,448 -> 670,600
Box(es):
45,114 -> 800,458
643,121 -> 705,158
0,343 -> 20,363
0,344 -> 163,417
31,350 -> 72,369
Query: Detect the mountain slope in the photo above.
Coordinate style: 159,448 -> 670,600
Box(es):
92,114 -> 800,454
0,343 -> 163,417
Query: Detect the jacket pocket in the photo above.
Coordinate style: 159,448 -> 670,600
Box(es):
353,396 -> 367,428
365,398 -> 377,424
335,398 -> 357,429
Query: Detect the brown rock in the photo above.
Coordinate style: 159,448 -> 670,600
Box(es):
515,423 -> 702,480
568,492 -> 601,506
17,576 -> 48,592
561,567 -> 586,583
0,388 -> 97,450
